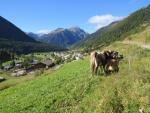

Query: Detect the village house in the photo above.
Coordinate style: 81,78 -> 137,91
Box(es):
3,64 -> 13,70
30,60 -> 39,65
63,54 -> 72,60
27,62 -> 46,71
42,59 -> 55,68
15,61 -> 23,69
0,76 -> 6,82
72,53 -> 84,60
27,59 -> 55,71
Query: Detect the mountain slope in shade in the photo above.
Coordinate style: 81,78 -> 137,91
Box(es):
0,16 -> 35,42
75,5 -> 150,49
0,16 -> 64,53
28,27 -> 88,48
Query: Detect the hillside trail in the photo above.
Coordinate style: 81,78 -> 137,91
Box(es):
120,41 -> 150,50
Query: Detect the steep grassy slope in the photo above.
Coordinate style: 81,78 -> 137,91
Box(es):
0,43 -> 150,113
124,25 -> 150,44
76,5 -> 150,49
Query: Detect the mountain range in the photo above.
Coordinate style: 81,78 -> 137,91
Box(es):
1,5 -> 150,53
28,27 -> 88,48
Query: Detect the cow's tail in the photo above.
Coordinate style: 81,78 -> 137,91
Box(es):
90,52 -> 97,75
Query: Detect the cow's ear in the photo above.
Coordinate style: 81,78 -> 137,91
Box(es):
106,52 -> 109,56
105,51 -> 110,56
108,50 -> 112,52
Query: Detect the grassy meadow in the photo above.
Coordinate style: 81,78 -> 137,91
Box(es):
0,42 -> 150,113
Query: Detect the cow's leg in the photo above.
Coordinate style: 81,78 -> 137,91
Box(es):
91,64 -> 95,75
100,66 -> 103,75
92,64 -> 96,76
103,64 -> 107,75
116,67 -> 119,73
104,65 -> 110,75
93,59 -> 98,75
94,66 -> 98,75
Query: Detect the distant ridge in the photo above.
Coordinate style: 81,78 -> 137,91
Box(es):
28,27 -> 88,48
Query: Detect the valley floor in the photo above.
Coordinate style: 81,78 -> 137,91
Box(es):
0,42 -> 150,113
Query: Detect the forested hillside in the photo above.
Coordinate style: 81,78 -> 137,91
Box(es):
75,5 -> 150,50
0,39 -> 64,54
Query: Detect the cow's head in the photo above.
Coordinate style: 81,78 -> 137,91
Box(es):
110,51 -> 119,59
104,50 -> 123,60
111,51 -> 124,61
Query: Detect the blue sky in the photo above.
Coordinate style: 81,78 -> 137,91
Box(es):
0,0 -> 150,33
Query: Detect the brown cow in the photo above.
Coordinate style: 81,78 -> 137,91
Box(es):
105,59 -> 119,73
105,54 -> 123,74
90,51 -> 106,75
90,50 -> 120,75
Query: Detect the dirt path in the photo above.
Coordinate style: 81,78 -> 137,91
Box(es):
121,41 -> 150,50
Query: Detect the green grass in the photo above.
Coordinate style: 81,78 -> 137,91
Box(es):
0,43 -> 150,113
0,70 -> 39,90
0,69 -> 56,91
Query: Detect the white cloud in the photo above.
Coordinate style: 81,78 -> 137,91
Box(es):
88,14 -> 124,29
37,29 -> 51,34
